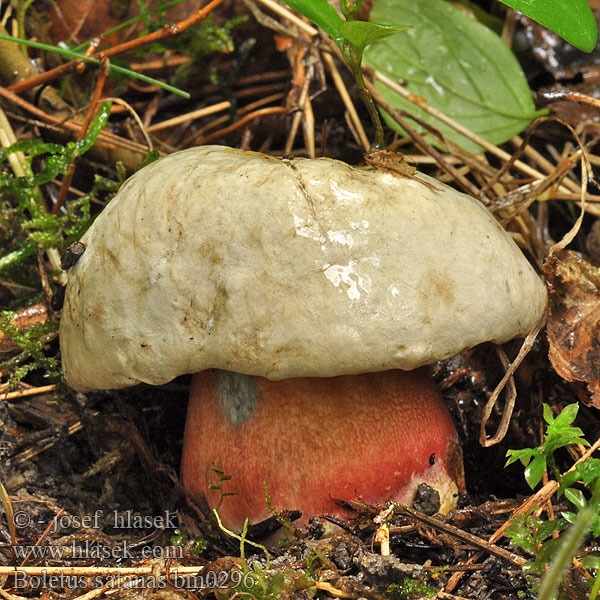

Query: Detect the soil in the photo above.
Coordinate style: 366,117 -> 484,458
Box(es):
2,1 -> 600,599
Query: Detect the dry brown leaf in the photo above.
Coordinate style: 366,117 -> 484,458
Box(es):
545,250 -> 600,406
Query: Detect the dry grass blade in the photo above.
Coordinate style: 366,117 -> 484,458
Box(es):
1,384 -> 58,401
550,150 -> 592,255
147,101 -> 231,133
0,479 -> 16,564
0,85 -> 149,166
254,0 -> 318,36
6,421 -> 83,466
479,310 -> 546,447
198,107 -> 287,145
103,97 -> 153,151
322,52 -> 369,151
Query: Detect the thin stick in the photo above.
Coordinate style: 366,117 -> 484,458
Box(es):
7,421 -> 82,465
53,58 -> 110,215
255,0 -> 318,36
322,52 -> 369,151
315,582 -> 355,598
8,0 -> 226,95
284,41 -> 314,155
103,97 -> 153,151
19,508 -> 65,567
199,106 -> 287,145
303,94 -> 316,158
183,93 -> 285,146
147,101 -> 231,132
396,505 -> 526,566
0,85 -> 149,156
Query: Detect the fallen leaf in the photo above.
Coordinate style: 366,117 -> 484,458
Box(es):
545,250 -> 600,407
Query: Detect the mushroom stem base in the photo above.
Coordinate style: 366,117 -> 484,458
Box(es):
181,369 -> 464,532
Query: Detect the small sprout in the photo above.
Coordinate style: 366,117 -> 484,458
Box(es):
170,528 -> 207,556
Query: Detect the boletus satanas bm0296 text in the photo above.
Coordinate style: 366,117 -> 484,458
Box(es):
59,146 -> 547,532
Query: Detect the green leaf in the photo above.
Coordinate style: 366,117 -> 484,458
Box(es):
543,403 -> 588,454
139,150 -> 160,170
564,487 -> 587,512
0,241 -> 36,273
363,0 -> 546,152
524,453 -> 547,489
533,518 -> 566,543
561,510 -> 577,525
505,447 -> 537,467
339,21 -> 410,61
582,459 -> 600,486
549,402 -> 579,428
560,470 -> 581,495
543,402 -> 554,425
581,553 -> 600,571
279,0 -> 344,49
504,513 -> 538,554
499,0 -> 597,53
74,101 -> 112,156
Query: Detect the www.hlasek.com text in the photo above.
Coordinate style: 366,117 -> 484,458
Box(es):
12,540 -> 184,561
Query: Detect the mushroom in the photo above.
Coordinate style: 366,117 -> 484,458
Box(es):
59,146 -> 547,531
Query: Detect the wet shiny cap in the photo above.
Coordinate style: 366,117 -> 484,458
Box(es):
60,146 -> 547,391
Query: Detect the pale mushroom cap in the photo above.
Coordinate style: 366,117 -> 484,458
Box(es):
60,145 -> 547,391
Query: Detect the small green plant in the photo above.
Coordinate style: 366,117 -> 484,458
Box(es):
212,511 -> 316,599
387,577 -> 437,599
505,403 -> 600,597
281,0 -> 410,148
279,0 -> 593,153
0,102 -> 112,274
0,102 -> 121,387
0,312 -> 60,388
263,481 -> 299,543
216,559 -> 315,600
304,550 -> 327,580
170,528 -> 208,556
208,463 -> 236,510
506,403 -> 588,489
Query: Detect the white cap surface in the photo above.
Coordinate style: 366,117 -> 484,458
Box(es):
60,146 -> 547,391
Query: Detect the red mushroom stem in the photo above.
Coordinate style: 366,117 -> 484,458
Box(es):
181,369 -> 464,532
